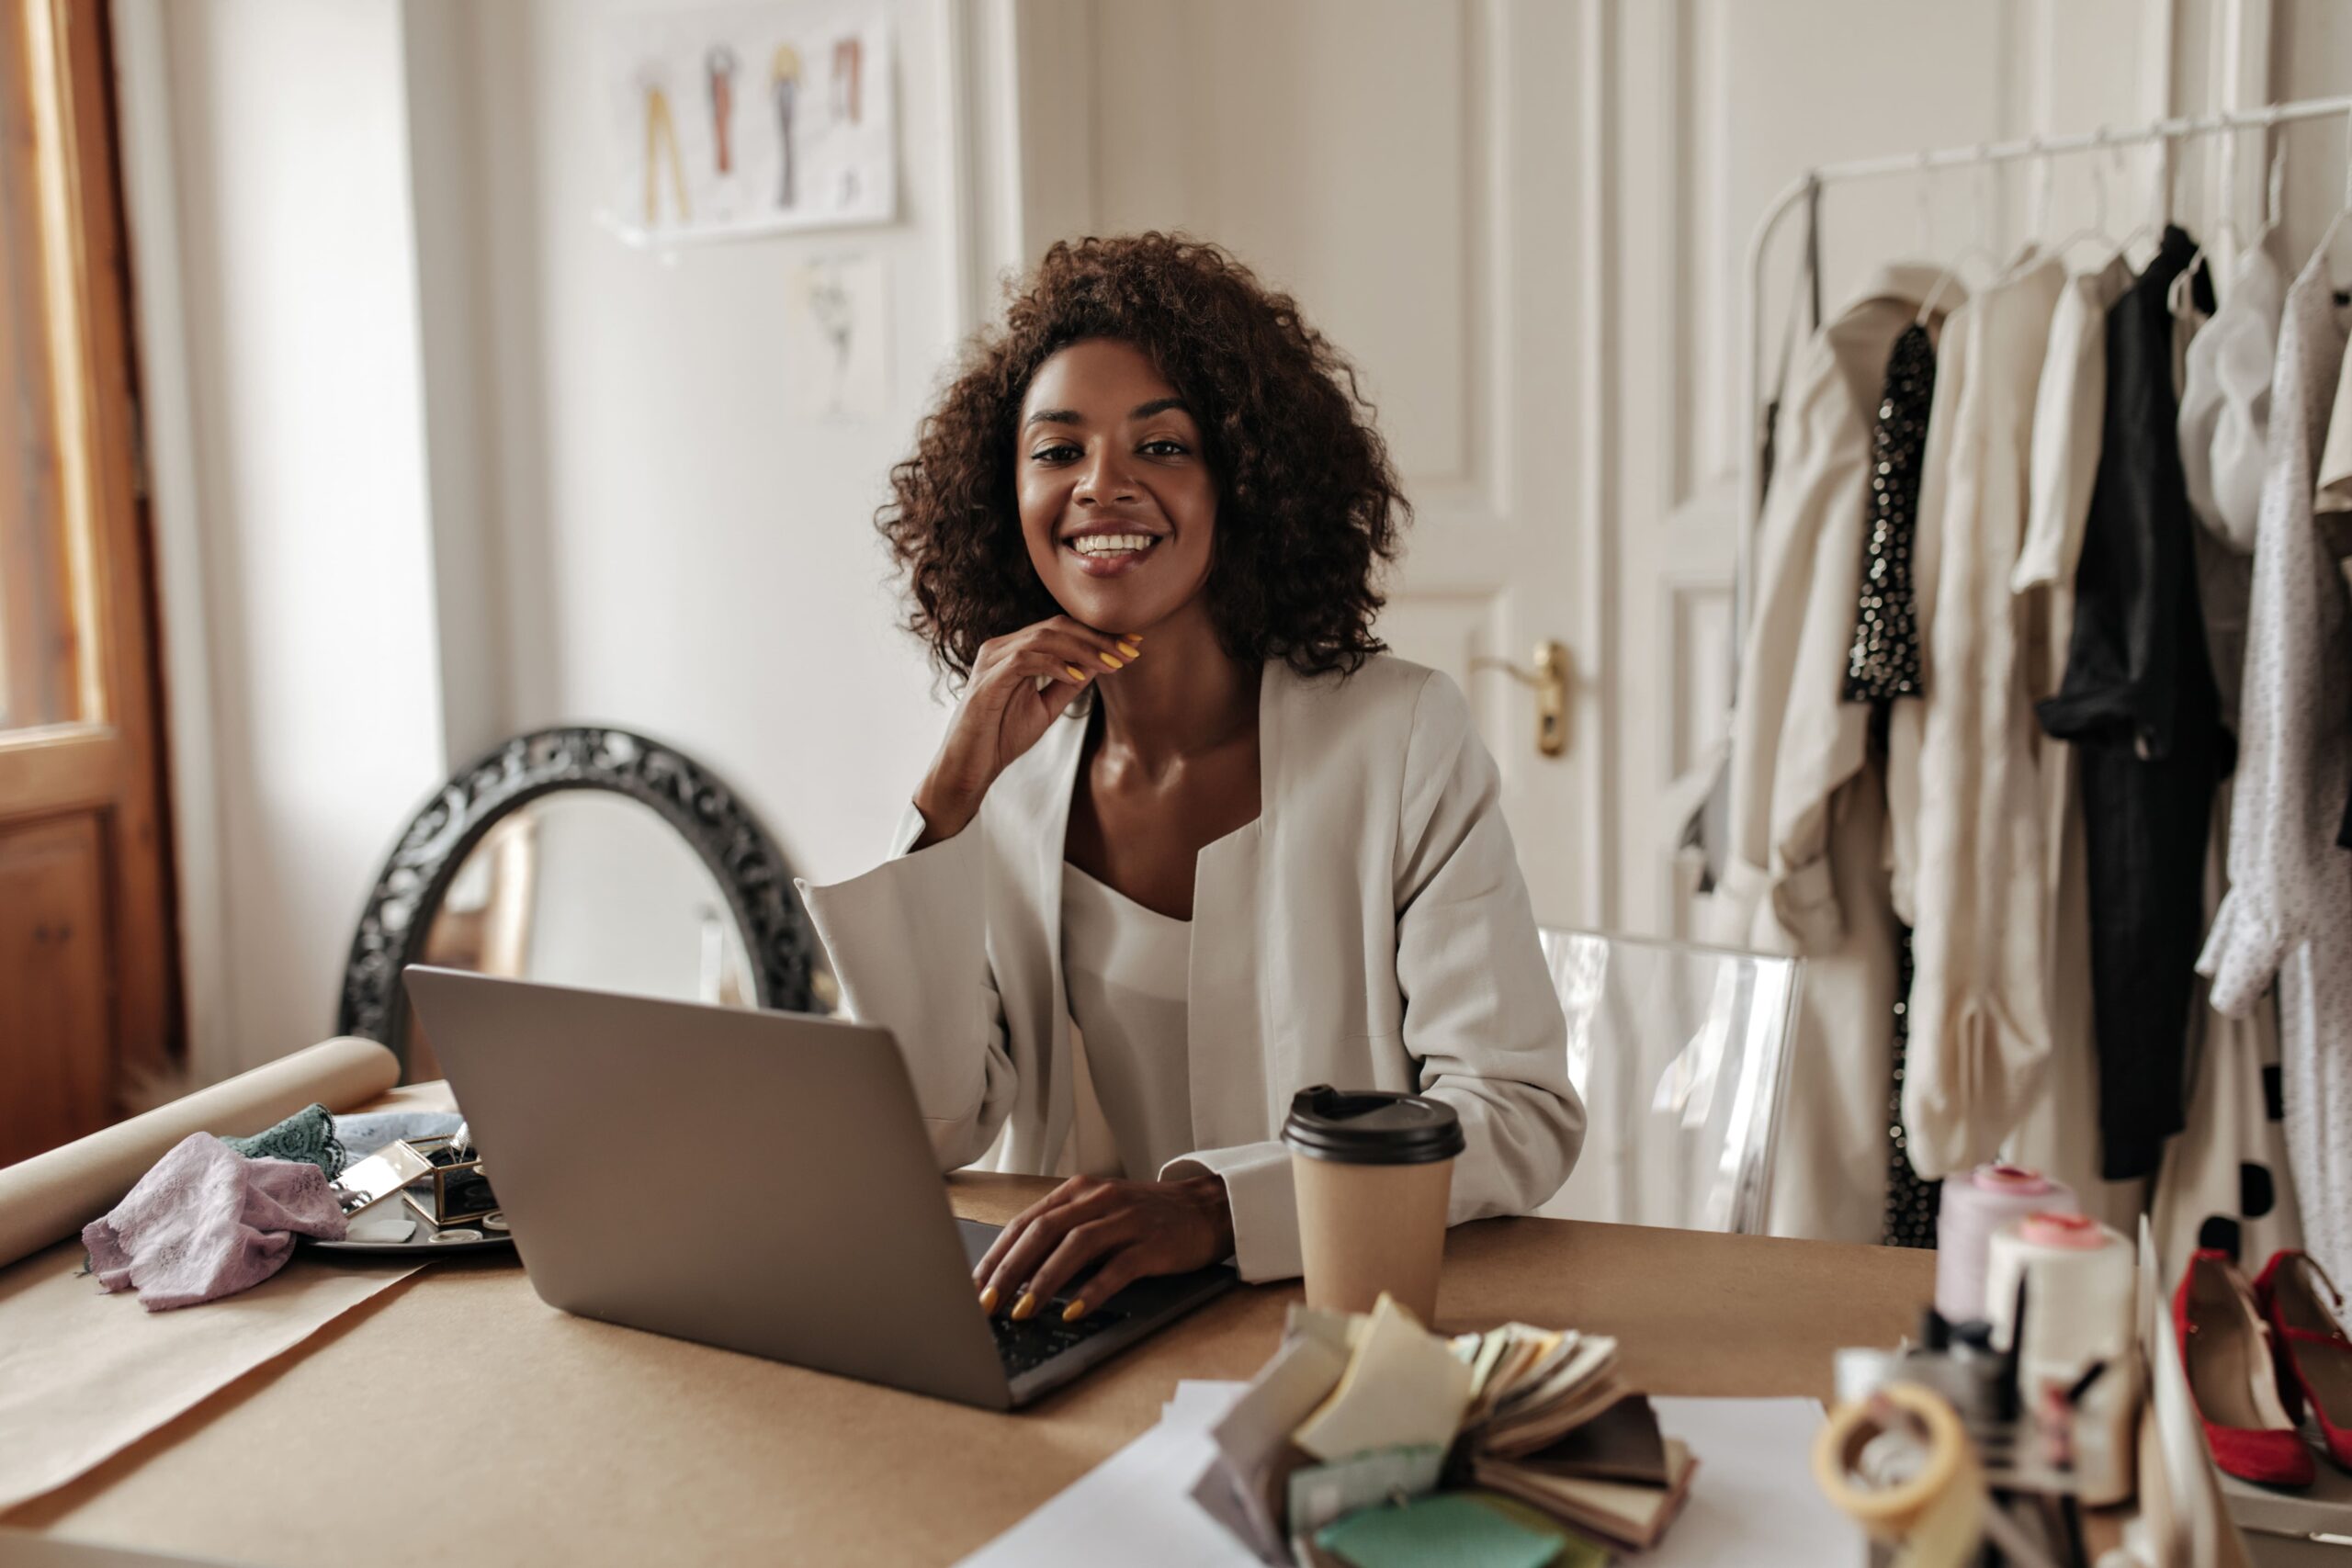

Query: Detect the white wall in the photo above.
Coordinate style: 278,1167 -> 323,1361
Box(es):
458,0 -> 978,891
124,0 -> 1003,1077
141,0 -> 448,1077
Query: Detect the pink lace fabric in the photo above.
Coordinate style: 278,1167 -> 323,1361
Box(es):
82,1134 -> 348,1310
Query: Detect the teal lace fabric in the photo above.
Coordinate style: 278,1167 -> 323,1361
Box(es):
221,1103 -> 346,1177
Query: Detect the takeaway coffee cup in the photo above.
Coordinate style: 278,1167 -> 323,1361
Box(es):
1282,1085 -> 1465,1322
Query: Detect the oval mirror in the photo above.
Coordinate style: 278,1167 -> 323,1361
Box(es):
339,728 -> 831,1077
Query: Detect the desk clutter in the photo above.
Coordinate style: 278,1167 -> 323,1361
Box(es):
1819,1205 -> 2352,1565
1189,1292 -> 1692,1564
76,1104 -> 500,1309
0,1040 -> 442,1515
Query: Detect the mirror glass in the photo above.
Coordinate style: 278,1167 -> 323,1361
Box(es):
404,790 -> 759,1077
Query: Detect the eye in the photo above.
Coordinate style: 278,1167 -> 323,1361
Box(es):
1030,442 -> 1081,464
1139,438 -> 1189,457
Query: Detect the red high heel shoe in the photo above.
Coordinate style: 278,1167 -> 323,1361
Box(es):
2256,1251 -> 2352,1472
2176,1249 -> 2315,1486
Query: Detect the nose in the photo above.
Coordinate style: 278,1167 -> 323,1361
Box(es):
1074,446 -> 1138,506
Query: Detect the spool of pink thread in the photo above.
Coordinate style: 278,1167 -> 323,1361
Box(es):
1933,1163 -> 2080,1324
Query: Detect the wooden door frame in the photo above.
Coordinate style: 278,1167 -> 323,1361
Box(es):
1,0 -> 180,1087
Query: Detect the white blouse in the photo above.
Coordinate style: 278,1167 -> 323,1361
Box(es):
2178,247 -> 2284,551
1059,861 -> 1196,1182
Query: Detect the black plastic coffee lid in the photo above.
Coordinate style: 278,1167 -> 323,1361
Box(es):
1282,1085 -> 1465,1166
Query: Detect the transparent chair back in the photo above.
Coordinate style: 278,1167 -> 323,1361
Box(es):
1533,929 -> 1802,1235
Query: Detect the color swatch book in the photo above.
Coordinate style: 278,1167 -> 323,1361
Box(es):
1191,1293 -> 1697,1564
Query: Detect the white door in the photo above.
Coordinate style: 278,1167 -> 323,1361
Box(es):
1008,0 -> 1605,928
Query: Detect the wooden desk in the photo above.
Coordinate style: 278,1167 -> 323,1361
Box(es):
9,1177 -> 1933,1566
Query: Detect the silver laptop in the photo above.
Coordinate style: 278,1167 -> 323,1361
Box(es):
401,965 -> 1236,1410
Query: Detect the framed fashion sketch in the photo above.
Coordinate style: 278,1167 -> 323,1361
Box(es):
598,2 -> 896,247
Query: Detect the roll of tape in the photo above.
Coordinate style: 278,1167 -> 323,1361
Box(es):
1806,1382 -> 1975,1561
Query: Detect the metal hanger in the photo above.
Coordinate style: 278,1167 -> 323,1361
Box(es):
2312,108 -> 2352,287
2050,127 -> 2120,266
2109,130 -> 2174,266
1917,153 -> 2007,324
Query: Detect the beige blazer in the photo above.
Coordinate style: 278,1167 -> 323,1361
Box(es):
795,654 -> 1582,1281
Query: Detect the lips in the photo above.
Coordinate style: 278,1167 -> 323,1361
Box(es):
1061,525 -> 1165,579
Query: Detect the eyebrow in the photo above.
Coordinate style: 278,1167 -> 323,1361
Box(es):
1023,396 -> 1193,429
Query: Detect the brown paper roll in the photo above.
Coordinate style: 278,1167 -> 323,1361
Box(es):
0,1036 -> 400,1267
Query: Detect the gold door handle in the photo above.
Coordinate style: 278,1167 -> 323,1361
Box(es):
1470,640 -> 1571,758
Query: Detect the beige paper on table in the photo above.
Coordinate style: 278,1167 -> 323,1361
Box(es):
0,1241 -> 426,1514
0,1043 -> 431,1516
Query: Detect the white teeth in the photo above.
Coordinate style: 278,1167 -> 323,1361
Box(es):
1071,533 -> 1157,557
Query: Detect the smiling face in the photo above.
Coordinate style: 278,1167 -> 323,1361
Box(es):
1015,337 -> 1218,637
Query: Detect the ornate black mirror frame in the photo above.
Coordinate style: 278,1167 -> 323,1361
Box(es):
337,726 -> 820,1077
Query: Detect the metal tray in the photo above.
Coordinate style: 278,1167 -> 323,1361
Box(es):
309,1198 -> 514,1257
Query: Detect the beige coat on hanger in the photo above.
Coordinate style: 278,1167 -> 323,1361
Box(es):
1706,262 -> 1962,1243
796,655 -> 1584,1282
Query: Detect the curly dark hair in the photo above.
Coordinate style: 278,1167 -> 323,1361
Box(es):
876,232 -> 1410,680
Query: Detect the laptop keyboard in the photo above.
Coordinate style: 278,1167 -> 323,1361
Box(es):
991,1303 -> 1129,1378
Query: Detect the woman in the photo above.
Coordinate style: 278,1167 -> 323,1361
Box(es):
797,233 -> 1580,1325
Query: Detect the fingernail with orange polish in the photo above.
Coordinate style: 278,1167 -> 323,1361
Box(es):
1011,1291 -> 1038,1322
978,1284 -> 999,1314
1061,1298 -> 1089,1323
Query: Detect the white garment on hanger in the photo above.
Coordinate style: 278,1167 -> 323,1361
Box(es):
1705,262 -> 1962,1242
2013,254 -> 2134,618
2197,247 -> 2352,1280
2179,248 -> 2285,551
2002,253 -> 2136,1222
1994,251 -> 2144,1222
1905,252 -> 2064,1178
2319,304 -> 2352,517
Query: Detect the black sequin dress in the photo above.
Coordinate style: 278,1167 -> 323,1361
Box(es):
1847,321 -> 1942,1249
1848,323 -> 1935,702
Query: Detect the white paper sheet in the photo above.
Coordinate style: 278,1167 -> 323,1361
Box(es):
1645,1397 -> 1862,1568
959,1389 -> 1865,1568
954,1382 -> 1262,1568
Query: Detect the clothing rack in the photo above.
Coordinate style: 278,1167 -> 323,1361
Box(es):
1735,93 -> 2352,649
